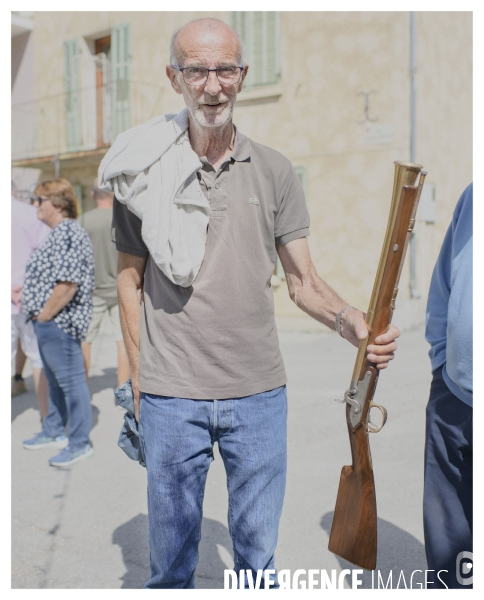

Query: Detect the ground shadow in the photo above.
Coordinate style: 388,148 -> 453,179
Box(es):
112,513 -> 150,588
11,374 -> 100,431
321,512 -> 427,589
197,517 -> 233,588
11,375 -> 38,422
87,367 -> 118,396
112,514 -> 232,589
90,404 -> 100,433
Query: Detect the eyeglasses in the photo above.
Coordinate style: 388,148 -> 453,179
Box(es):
173,65 -> 244,86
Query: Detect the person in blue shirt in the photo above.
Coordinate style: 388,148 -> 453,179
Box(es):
424,183 -> 473,589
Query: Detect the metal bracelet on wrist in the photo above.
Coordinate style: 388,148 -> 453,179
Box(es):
335,305 -> 355,338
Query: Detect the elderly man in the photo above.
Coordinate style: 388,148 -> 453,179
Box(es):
103,18 -> 399,589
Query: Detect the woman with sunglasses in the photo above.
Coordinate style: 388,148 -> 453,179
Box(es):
22,179 -> 95,468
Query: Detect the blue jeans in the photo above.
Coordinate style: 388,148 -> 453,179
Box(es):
424,367 -> 473,588
34,320 -> 92,451
139,386 -> 287,589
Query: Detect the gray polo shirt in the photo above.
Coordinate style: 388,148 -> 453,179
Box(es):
112,127 -> 310,399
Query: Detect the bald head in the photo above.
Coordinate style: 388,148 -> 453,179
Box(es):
91,177 -> 114,208
170,18 -> 244,68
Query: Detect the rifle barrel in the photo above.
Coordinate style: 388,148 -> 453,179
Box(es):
328,162 -> 426,570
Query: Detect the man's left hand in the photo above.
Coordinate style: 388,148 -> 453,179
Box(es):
344,308 -> 400,369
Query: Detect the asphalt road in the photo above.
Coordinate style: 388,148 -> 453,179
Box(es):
11,315 -> 432,589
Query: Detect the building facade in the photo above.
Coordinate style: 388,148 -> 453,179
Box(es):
11,11 -> 472,328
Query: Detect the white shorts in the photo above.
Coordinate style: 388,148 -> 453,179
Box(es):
85,296 -> 124,344
11,313 -> 43,370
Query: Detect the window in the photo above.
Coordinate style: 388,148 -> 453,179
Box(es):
112,23 -> 131,137
231,12 -> 280,89
63,26 -> 130,150
64,38 -> 82,150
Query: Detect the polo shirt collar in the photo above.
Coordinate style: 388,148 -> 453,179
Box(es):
230,125 -> 251,162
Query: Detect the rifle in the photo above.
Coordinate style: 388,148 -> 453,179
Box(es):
328,161 -> 427,571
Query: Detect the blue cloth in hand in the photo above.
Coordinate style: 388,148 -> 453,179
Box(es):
114,380 -> 145,467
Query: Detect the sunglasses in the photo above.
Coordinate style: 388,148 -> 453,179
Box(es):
32,195 -> 51,205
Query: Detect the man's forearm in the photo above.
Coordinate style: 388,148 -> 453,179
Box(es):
278,238 -> 400,356
118,289 -> 141,385
117,252 -> 147,400
287,265 -> 348,330
277,238 -> 366,347
37,282 -> 78,320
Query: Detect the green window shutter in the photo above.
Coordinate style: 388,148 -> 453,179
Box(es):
231,11 -> 279,89
252,12 -> 264,86
64,38 -> 82,150
231,12 -> 251,85
231,11 -> 244,40
264,12 -> 279,85
112,23 -> 131,138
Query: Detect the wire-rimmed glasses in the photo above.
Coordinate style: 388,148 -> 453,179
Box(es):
173,65 -> 244,86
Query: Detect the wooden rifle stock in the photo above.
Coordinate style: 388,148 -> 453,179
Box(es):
328,161 -> 427,571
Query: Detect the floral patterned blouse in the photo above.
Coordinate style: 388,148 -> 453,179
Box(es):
22,219 -> 94,341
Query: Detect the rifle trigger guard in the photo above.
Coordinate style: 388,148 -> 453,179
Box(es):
367,402 -> 388,433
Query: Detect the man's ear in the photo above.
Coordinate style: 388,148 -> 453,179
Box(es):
166,65 -> 183,95
236,65 -> 249,93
